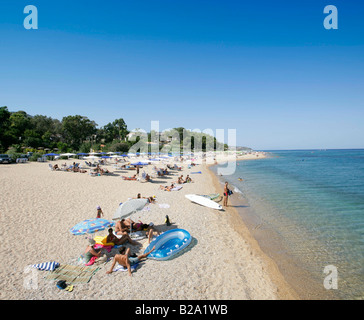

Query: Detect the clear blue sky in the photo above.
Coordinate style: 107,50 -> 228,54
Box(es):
1,0 -> 363,150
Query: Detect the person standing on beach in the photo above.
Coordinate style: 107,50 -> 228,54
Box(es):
223,182 -> 229,207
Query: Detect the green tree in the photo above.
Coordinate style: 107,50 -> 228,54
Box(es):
0,106 -> 15,152
61,115 -> 97,150
101,118 -> 128,143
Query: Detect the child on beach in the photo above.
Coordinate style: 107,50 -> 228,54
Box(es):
96,206 -> 104,218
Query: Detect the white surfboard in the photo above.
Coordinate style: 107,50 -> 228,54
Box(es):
185,194 -> 223,210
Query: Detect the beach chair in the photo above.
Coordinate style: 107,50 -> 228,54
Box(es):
48,164 -> 54,171
140,171 -> 151,182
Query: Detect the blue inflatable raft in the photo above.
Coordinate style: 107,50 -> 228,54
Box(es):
144,228 -> 192,261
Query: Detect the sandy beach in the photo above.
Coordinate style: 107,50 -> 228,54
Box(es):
0,153 -> 298,300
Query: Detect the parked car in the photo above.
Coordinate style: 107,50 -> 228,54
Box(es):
0,154 -> 14,164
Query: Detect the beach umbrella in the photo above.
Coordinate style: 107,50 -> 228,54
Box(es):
84,156 -> 100,160
60,153 -> 76,159
44,153 -> 60,156
70,218 -> 115,235
112,199 -> 149,226
77,153 -> 89,156
131,161 -> 149,166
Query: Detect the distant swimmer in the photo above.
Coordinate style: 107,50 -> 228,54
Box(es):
238,178 -> 243,181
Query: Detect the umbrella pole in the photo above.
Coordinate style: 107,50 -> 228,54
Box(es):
130,210 -> 136,236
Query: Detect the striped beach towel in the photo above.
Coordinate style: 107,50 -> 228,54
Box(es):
45,264 -> 100,285
31,261 -> 60,271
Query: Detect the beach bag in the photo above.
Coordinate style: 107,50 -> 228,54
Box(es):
56,280 -> 67,290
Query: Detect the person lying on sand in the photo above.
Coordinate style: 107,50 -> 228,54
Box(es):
106,228 -> 138,246
135,194 -> 156,203
159,183 -> 175,191
122,175 -> 137,180
106,246 -> 155,276
115,218 -> 144,233
115,219 -> 130,235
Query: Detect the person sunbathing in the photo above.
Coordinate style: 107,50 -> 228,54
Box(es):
53,164 -> 60,170
115,219 -> 130,235
159,183 -> 175,191
106,246 -> 156,276
122,175 -> 137,180
106,228 -> 138,245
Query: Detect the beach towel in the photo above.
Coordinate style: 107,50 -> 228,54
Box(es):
30,261 -> 60,272
94,243 -> 113,253
171,186 -> 182,191
113,262 -> 139,272
94,235 -> 114,247
85,256 -> 98,266
158,204 -> 170,209
130,231 -> 147,240
45,264 -> 100,285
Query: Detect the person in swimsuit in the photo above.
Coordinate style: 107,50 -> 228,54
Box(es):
115,219 -> 130,235
106,228 -> 138,245
106,246 -> 156,276
84,239 -> 102,263
223,182 -> 229,207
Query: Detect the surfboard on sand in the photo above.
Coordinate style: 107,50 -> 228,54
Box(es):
185,194 -> 223,210
199,193 -> 220,201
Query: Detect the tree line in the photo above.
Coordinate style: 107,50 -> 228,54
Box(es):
0,106 -> 228,159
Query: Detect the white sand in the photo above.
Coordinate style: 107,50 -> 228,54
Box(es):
0,154 -> 297,300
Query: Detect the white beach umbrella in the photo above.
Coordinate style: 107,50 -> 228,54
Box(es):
84,155 -> 100,161
112,199 -> 148,221
60,153 -> 76,159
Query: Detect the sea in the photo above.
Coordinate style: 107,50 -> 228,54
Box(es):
210,149 -> 364,300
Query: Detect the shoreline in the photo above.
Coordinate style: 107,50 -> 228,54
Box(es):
208,154 -> 338,300
206,160 -> 300,300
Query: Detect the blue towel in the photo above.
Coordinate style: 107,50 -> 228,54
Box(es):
31,261 -> 60,271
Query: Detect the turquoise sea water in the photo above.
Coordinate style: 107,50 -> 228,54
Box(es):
212,149 -> 364,299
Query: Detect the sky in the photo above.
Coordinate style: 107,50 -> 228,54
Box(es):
0,0 -> 363,150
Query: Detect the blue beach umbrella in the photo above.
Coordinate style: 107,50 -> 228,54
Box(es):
131,161 -> 149,166
44,153 -> 60,156
70,218 -> 115,235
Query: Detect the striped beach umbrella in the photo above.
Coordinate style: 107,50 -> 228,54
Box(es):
70,218 -> 115,235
